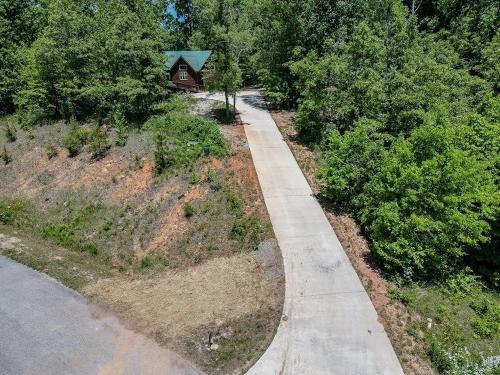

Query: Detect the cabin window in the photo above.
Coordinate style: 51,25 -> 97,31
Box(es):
179,71 -> 188,80
179,64 -> 187,71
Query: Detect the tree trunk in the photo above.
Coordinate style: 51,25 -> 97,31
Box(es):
225,89 -> 229,119
233,93 -> 236,116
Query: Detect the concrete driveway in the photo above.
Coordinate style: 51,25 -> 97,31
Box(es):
0,256 -> 202,375
195,91 -> 404,374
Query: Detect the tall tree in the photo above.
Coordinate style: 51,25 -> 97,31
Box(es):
0,0 -> 44,114
203,0 -> 242,118
15,0 -> 168,124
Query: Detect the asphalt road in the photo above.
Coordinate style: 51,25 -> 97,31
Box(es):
195,91 -> 405,375
0,256 -> 202,375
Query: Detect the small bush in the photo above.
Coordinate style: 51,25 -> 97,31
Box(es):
46,144 -> 58,159
64,124 -> 89,157
152,94 -> 191,114
112,108 -> 128,147
140,256 -> 152,268
388,287 -> 417,306
189,172 -> 200,185
4,124 -> 16,142
129,154 -> 144,171
224,188 -> 242,212
88,126 -> 110,160
470,297 -> 499,338
145,103 -> 227,173
0,199 -> 25,225
230,213 -> 261,249
16,106 -> 45,129
184,203 -> 194,218
445,272 -> 484,299
1,146 -> 12,165
154,133 -> 171,174
206,168 -> 223,190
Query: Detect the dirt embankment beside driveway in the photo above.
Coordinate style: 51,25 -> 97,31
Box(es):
0,102 -> 284,375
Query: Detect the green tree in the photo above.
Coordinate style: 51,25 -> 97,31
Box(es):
203,0 -> 242,118
358,109 -> 498,279
0,0 -> 44,114
15,0 -> 168,123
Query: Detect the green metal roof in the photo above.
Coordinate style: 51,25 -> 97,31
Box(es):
164,50 -> 212,72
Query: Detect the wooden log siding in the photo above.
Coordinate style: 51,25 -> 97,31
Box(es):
170,57 -> 205,92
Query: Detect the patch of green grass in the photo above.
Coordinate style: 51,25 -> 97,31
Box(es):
395,272 -> 500,374
138,254 -> 167,276
224,187 -> 242,212
1,145 -> 12,164
206,168 -> 223,191
41,224 -> 98,255
0,198 -> 26,225
146,97 -> 228,175
0,226 -> 112,291
388,287 -> 417,306
40,202 -> 114,257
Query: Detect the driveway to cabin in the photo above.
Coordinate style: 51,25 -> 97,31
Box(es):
0,255 -> 202,375
195,90 -> 405,374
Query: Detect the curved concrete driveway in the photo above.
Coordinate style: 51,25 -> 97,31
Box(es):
0,256 -> 202,375
195,91 -> 404,374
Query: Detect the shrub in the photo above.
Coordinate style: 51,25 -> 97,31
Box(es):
319,118 -> 389,208
4,124 -> 16,142
152,94 -> 191,114
388,287 -> 416,306
112,108 -> 128,147
230,213 -> 261,249
16,106 -> 46,129
358,112 -> 498,280
184,203 -> 194,218
88,126 -> 110,160
146,107 -> 227,173
1,145 -> 12,165
0,199 -> 25,225
46,144 -> 58,159
224,188 -> 243,212
470,297 -> 499,338
153,133 -> 171,174
129,154 -> 144,171
64,124 -> 88,157
206,168 -> 223,190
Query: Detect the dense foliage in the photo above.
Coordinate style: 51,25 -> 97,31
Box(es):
1,0 -> 169,124
239,0 -> 500,285
0,0 -> 44,114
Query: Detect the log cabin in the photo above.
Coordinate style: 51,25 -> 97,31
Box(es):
164,50 -> 212,92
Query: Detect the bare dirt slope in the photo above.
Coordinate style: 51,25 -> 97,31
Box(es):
0,102 -> 284,375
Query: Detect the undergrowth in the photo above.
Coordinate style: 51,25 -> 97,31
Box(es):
390,273 -> 500,374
